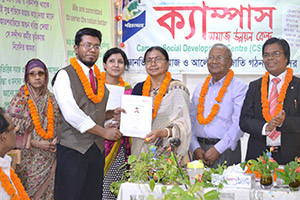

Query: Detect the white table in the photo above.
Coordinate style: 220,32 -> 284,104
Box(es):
117,182 -> 300,200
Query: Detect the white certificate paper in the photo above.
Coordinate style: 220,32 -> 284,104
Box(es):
120,95 -> 152,138
105,84 -> 125,110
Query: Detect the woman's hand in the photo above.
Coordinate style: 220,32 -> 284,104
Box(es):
144,129 -> 166,143
106,107 -> 126,120
32,140 -> 56,153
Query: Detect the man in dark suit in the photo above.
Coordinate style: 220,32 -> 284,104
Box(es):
240,37 -> 300,165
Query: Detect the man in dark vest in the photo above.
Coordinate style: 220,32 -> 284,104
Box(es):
53,28 -> 123,200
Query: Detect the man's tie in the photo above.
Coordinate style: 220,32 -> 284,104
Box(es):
268,77 -> 281,141
89,68 -> 96,94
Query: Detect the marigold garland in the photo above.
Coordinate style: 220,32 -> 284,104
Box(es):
261,68 -> 293,122
24,85 -> 54,140
0,166 -> 30,200
100,72 -> 125,87
142,71 -> 172,119
197,69 -> 234,125
70,57 -> 105,103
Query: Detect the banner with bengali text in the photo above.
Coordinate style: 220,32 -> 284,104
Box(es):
0,0 -> 112,108
122,0 -> 300,74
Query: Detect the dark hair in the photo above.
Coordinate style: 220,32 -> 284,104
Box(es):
143,46 -> 169,62
75,28 -> 102,45
262,37 -> 290,65
103,48 -> 129,70
0,107 -> 9,134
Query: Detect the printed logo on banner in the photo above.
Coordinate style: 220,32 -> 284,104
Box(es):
122,0 -> 146,42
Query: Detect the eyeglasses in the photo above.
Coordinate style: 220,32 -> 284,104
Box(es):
263,51 -> 284,59
80,43 -> 101,51
28,71 -> 45,77
145,57 -> 166,65
207,56 -> 229,62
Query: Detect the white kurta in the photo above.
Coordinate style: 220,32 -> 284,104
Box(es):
0,155 -> 18,200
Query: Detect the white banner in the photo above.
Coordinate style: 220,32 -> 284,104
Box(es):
122,0 -> 300,74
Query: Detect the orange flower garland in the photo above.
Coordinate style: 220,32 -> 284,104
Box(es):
197,69 -> 234,125
100,72 -> 125,87
24,85 -> 54,140
70,57 -> 105,103
0,167 -> 30,200
261,68 -> 293,122
142,71 -> 172,119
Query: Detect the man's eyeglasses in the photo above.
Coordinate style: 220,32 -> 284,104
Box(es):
80,43 -> 101,51
28,71 -> 45,77
263,51 -> 284,59
207,56 -> 229,62
145,57 -> 166,65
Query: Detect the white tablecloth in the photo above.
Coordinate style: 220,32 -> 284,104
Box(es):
117,182 -> 300,200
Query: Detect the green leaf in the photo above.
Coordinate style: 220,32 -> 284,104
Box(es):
189,181 -> 201,193
128,155 -> 137,164
204,190 -> 220,200
147,194 -> 155,200
240,161 -> 246,170
161,185 -> 167,193
149,179 -> 156,192
170,186 -> 184,193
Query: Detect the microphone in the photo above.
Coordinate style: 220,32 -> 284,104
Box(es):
169,138 -> 187,189
169,138 -> 181,147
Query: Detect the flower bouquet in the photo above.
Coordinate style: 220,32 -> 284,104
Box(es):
241,149 -> 278,189
276,157 -> 300,191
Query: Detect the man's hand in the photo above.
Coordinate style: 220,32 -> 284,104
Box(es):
105,107 -> 126,120
266,110 -> 285,132
194,148 -> 207,164
102,127 -> 122,141
204,146 -> 220,166
273,110 -> 285,127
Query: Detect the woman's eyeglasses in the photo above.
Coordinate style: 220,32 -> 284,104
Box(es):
28,71 -> 45,77
145,57 -> 166,65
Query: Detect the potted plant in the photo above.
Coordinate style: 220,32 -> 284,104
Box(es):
110,144 -> 220,199
276,157 -> 300,191
110,145 -> 186,195
147,177 -> 220,200
241,149 -> 278,189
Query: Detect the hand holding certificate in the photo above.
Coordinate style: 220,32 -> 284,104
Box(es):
120,95 -> 152,138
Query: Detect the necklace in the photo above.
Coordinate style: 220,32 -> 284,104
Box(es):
197,69 -> 234,125
70,57 -> 105,103
24,85 -> 54,140
261,68 -> 293,122
100,72 -> 125,87
0,166 -> 30,200
142,71 -> 172,119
